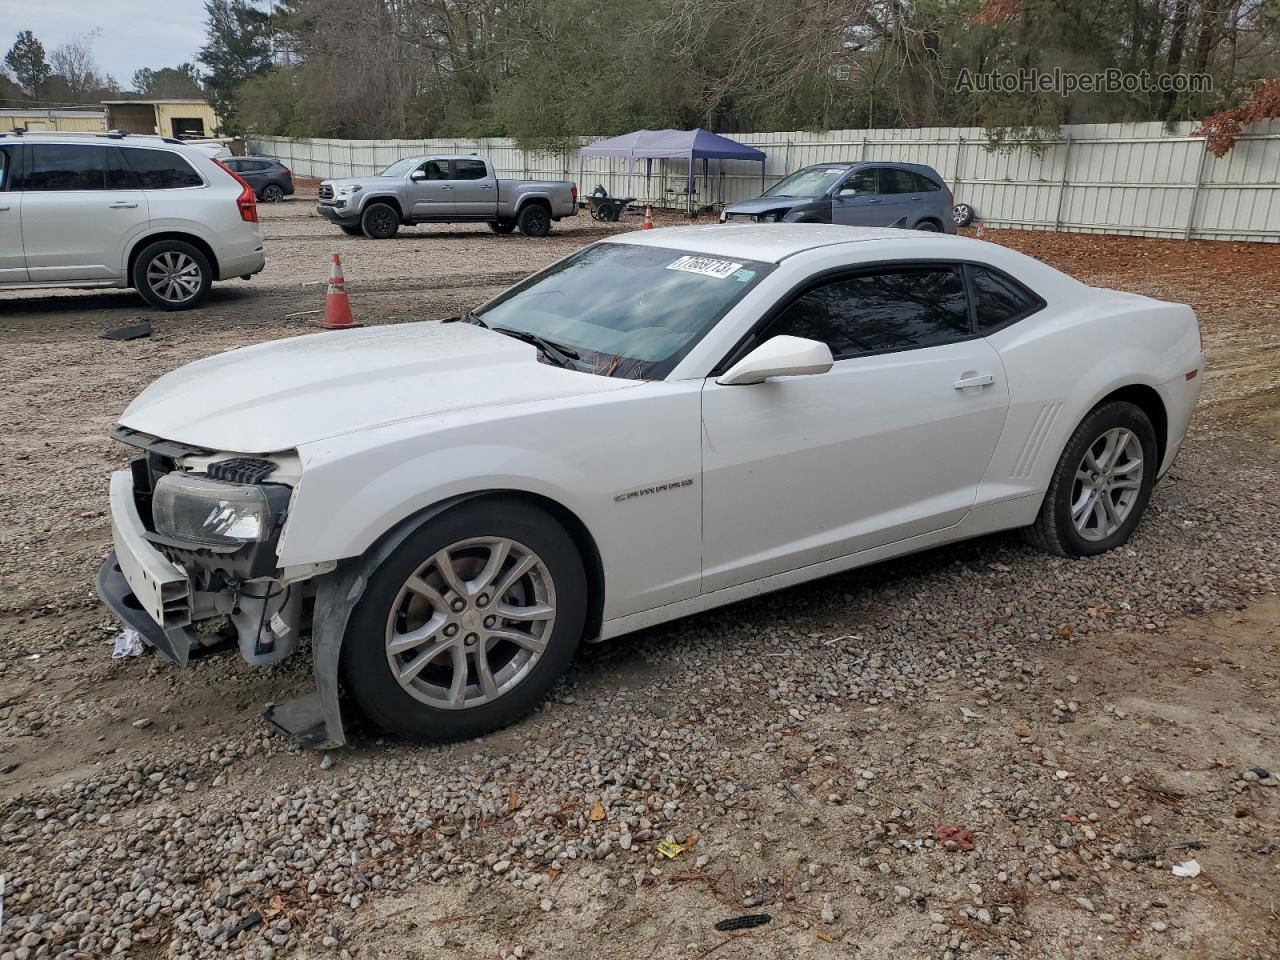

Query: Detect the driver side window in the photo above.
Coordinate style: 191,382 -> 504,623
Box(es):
840,169 -> 877,196
761,267 -> 971,359
417,160 -> 449,180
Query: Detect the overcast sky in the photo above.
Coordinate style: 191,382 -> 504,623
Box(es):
0,0 -> 208,93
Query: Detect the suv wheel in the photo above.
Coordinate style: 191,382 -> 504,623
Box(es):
133,240 -> 213,311
953,203 -> 976,227
489,220 -> 517,235
915,220 -> 941,232
341,498 -> 587,742
1024,400 -> 1158,557
517,204 -> 551,237
361,202 -> 400,239
261,183 -> 285,203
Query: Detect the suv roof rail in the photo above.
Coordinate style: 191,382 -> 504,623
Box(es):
0,129 -> 188,145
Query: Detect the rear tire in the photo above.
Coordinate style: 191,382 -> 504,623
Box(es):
132,240 -> 213,311
1024,400 -> 1158,557
261,183 -> 285,203
361,202 -> 400,239
915,219 -> 941,232
517,203 -> 552,237
489,220 -> 517,235
341,499 -> 587,742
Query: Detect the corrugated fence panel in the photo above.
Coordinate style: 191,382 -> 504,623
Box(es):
249,120 -> 1280,241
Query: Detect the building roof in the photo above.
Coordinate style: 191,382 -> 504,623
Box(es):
101,99 -> 212,106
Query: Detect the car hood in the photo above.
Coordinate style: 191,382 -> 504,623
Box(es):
320,176 -> 385,190
724,196 -> 813,215
119,322 -> 638,453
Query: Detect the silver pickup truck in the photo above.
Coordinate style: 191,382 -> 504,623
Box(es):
316,155 -> 578,238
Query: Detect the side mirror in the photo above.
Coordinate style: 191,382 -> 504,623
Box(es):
837,186 -> 858,197
409,169 -> 428,181
716,335 -> 834,386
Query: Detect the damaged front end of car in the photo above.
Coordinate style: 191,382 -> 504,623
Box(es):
96,426 -> 348,747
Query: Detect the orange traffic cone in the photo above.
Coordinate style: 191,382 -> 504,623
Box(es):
642,204 -> 653,230
317,252 -> 361,330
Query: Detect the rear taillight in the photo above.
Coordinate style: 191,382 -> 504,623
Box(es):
214,159 -> 258,223
281,166 -> 291,177
571,184 -> 578,206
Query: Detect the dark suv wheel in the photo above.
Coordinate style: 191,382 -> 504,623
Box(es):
261,183 -> 285,203
341,498 -> 587,742
132,240 -> 213,311
361,202 -> 401,239
1024,400 -> 1158,557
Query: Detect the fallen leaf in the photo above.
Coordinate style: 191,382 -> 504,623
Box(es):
507,788 -> 518,814
590,800 -> 606,822
546,868 -> 560,884
817,931 -> 835,943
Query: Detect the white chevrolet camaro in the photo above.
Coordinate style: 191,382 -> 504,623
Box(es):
98,225 -> 1204,746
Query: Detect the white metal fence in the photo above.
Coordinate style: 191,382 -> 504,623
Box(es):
250,119 -> 1280,242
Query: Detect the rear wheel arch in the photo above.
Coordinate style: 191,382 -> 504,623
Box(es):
1091,384 -> 1169,468
127,231 -> 220,283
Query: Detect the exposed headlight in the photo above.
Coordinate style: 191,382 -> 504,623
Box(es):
335,184 -> 362,196
152,473 -> 290,548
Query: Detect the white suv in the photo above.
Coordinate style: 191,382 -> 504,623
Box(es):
0,132 -> 266,310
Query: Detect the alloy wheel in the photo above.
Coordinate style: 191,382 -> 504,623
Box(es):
384,537 -> 557,710
1070,427 -> 1144,541
145,252 -> 203,305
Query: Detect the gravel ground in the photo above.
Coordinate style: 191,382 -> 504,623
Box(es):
0,196 -> 1277,960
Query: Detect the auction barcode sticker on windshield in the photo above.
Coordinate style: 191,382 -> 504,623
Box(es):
667,255 -> 744,279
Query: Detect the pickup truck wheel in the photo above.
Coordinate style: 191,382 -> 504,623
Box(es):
517,204 -> 552,237
489,220 -> 516,235
132,240 -> 213,311
341,499 -> 587,742
361,202 -> 400,239
339,224 -> 363,236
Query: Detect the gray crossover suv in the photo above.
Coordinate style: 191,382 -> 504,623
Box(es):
721,161 -> 956,233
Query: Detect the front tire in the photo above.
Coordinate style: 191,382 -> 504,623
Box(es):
342,499 -> 587,742
132,240 -> 213,311
361,202 -> 400,239
517,203 -> 552,237
1024,400 -> 1158,557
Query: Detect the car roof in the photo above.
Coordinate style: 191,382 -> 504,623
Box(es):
802,160 -> 942,175
604,223 -> 948,264
0,130 -> 201,152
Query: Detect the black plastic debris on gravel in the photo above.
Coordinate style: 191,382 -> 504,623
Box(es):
102,322 -> 152,341
714,914 -> 771,932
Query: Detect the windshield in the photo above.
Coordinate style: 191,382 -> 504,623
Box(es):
474,243 -> 773,380
379,157 -> 421,177
763,166 -> 847,198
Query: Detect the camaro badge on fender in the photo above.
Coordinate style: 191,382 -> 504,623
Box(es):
614,478 -> 695,503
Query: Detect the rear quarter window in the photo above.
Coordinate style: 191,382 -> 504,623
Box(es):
969,265 -> 1045,331
118,148 -> 203,189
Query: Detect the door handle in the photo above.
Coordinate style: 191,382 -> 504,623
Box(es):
109,201 -> 138,209
954,373 -> 995,390
0,204 -> 10,211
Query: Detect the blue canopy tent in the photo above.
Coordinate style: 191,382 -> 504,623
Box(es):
579,128 -> 767,215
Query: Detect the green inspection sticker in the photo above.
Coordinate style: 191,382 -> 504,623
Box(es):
732,269 -> 756,283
